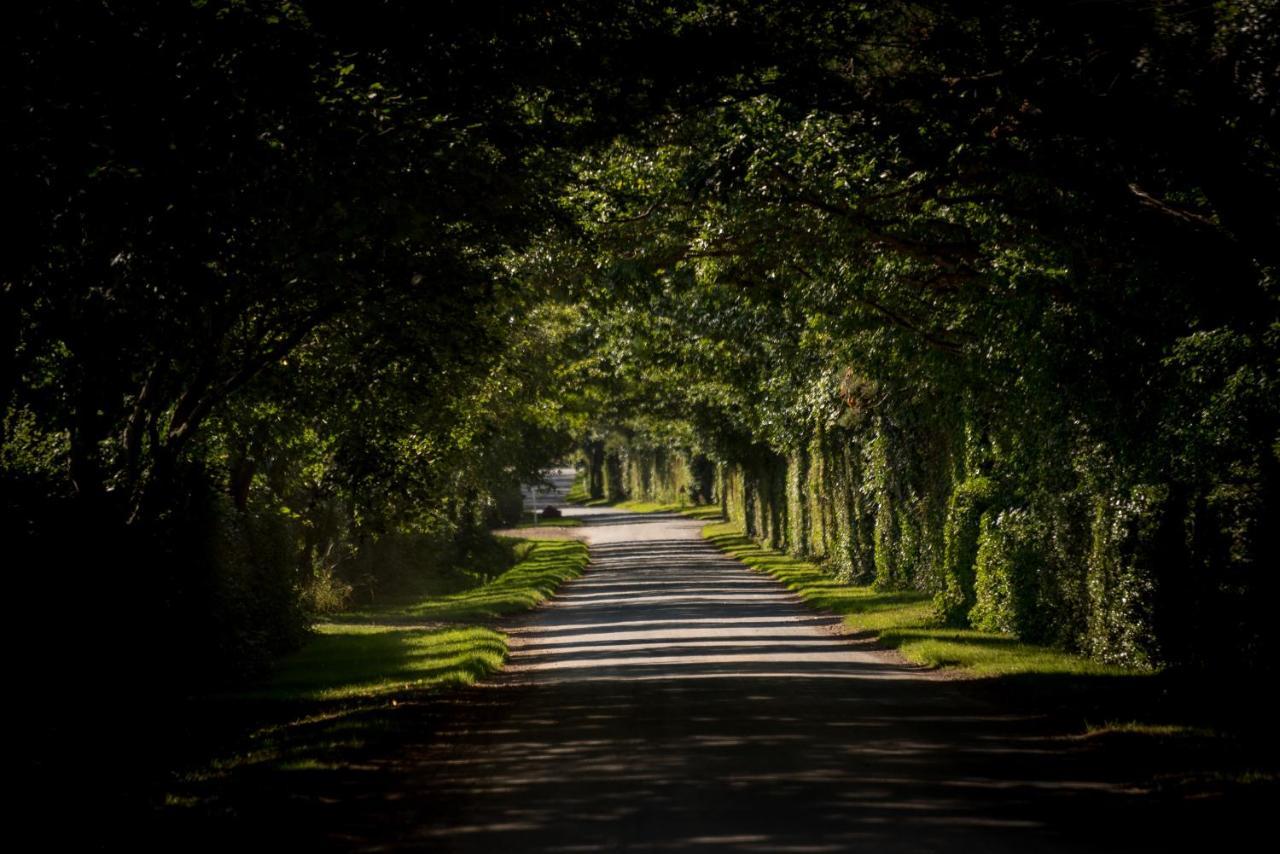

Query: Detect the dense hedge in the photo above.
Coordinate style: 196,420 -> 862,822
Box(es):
581,437 -> 715,508
560,2 -> 1280,674
696,402 -> 1277,672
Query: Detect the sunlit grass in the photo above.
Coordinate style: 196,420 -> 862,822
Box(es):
348,538 -> 590,623
514,512 -> 583,528
240,624 -> 508,702
702,521 -> 1131,678
170,536 -> 590,806
613,498 -> 684,512
680,505 -> 726,520
565,469 -> 590,503
234,539 -> 587,704
607,499 -> 724,521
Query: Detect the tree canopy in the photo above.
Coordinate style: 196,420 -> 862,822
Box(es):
5,0 -> 1278,685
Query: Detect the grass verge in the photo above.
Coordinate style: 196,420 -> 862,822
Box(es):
238,537 -> 587,700
514,511 -> 583,528
701,518 -> 1279,798
237,624 -> 509,702
609,499 -> 725,520
565,468 -> 590,503
343,538 -> 589,623
701,520 -> 1127,678
166,537 -> 589,818
169,625 -> 512,817
613,498 -> 683,512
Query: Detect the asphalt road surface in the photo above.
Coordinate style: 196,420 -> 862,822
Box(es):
291,470 -> 1201,852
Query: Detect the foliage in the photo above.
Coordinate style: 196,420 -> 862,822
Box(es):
347,539 -> 589,623
4,1 -> 636,686
7,0 -> 1279,699
938,477 -> 1002,625
565,468 -> 591,504
703,521 -> 1128,678
547,0 -> 1280,673
970,509 -> 1044,640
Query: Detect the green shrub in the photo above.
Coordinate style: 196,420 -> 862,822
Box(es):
339,527 -> 518,603
872,497 -> 898,588
565,467 -> 590,503
786,449 -> 809,556
969,508 -> 1047,640
892,505 -> 920,589
301,566 -> 354,614
1084,485 -> 1165,668
936,476 -> 1001,624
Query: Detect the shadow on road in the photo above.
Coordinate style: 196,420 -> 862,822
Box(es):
165,506 -> 1272,853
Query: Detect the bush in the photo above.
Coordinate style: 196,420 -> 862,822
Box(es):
490,479 -> 525,527
301,566 -> 354,614
936,476 -> 1001,625
970,508 -> 1047,640
1084,485 -> 1165,669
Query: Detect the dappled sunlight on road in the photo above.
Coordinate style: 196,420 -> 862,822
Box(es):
210,493 -> 1218,853
503,536 -> 925,682
306,506 -> 1162,853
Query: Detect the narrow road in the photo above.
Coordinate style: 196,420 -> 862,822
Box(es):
307,474 -> 1180,852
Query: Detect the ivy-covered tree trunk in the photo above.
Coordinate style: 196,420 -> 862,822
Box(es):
587,440 -> 606,500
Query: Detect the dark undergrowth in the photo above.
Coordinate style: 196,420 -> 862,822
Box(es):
25,537 -> 589,847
